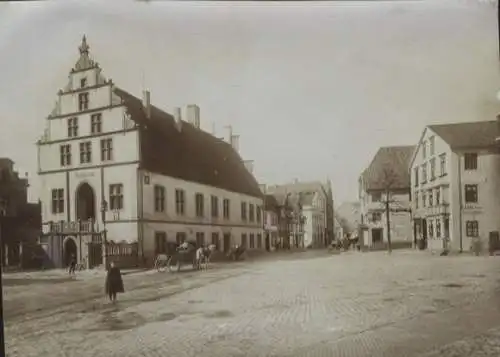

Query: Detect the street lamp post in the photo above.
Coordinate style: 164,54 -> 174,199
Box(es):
100,200 -> 108,269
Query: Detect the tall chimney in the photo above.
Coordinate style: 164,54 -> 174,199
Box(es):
243,160 -> 254,174
142,90 -> 151,119
230,135 -> 240,152
174,107 -> 182,131
225,125 -> 233,144
186,104 -> 200,128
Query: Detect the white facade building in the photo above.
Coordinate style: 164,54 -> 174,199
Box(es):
37,36 -> 264,268
359,146 -> 414,249
409,120 -> 500,253
265,180 -> 333,248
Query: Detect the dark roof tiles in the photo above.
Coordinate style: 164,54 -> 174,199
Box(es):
114,87 -> 262,198
428,120 -> 497,148
362,145 -> 415,191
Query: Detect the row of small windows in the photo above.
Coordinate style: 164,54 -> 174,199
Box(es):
154,231 -> 263,254
414,153 -> 478,188
422,219 -> 478,238
153,185 -> 262,222
60,138 -> 113,166
414,184 -> 477,209
414,154 -> 447,186
67,113 -> 102,138
51,184 -> 123,214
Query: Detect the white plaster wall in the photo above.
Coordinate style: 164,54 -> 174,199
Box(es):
139,171 -> 264,258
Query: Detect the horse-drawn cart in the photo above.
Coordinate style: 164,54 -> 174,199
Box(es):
153,242 -> 199,272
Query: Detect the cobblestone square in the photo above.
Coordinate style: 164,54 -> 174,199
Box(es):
5,250 -> 500,357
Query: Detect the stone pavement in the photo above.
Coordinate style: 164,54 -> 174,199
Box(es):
5,250 -> 500,357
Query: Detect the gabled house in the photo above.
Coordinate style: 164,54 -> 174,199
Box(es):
37,36 -> 264,269
265,180 -> 333,248
409,120 -> 500,253
359,146 -> 415,249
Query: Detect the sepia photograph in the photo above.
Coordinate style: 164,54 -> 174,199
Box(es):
1,0 -> 500,356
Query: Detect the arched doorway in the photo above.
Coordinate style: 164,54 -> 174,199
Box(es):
76,182 -> 96,221
63,237 -> 77,267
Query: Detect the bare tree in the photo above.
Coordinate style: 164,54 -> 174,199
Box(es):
379,165 -> 401,254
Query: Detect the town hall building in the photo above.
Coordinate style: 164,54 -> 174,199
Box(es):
37,36 -> 264,268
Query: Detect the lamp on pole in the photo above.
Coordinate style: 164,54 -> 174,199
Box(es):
100,199 -> 108,269
0,218 -> 6,357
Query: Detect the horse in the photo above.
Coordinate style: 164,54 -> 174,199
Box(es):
196,244 -> 217,270
153,253 -> 172,272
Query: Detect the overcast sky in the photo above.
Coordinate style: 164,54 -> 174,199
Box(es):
0,0 -> 498,204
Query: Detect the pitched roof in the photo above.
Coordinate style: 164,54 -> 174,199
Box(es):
114,88 -> 262,198
362,145 -> 415,191
264,194 -> 279,210
428,120 -> 497,148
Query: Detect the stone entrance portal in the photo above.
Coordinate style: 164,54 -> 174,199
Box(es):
76,182 -> 96,221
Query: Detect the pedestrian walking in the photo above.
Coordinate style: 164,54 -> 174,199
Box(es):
105,261 -> 124,303
68,254 -> 77,276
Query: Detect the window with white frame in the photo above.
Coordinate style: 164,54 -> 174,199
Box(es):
78,92 -> 89,111
464,184 -> 478,203
51,188 -> 64,214
429,136 -> 435,156
109,184 -> 124,210
421,164 -> 427,183
100,138 -> 113,161
435,219 -> 441,238
428,190 -> 433,207
241,202 -> 247,220
60,144 -> 71,166
68,117 -> 78,137
439,154 -> 447,176
223,198 -> 230,219
91,113 -> 102,134
249,203 -> 255,222
79,141 -> 92,163
195,193 -> 204,217
154,185 -> 165,212
464,153 -> 478,171
176,189 -> 185,215
466,220 -> 479,237
422,141 -> 427,159
211,195 -> 219,218
430,158 -> 436,180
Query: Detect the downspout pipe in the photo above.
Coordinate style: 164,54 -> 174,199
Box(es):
457,154 -> 463,253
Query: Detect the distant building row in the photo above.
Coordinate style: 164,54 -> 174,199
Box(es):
358,119 -> 500,254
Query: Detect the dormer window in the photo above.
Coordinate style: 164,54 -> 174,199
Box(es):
80,78 -> 87,88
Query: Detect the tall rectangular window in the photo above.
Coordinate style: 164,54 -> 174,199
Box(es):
241,202 -> 247,220
60,144 -> 71,166
211,232 -> 219,248
414,167 -> 419,187
79,141 -> 92,163
466,220 -> 479,237
430,158 -> 436,180
241,233 -> 247,248
51,188 -> 64,214
440,154 -> 447,176
223,199 -> 230,219
109,184 -> 124,210
154,185 -> 165,212
100,138 -> 113,161
195,193 -> 204,217
257,234 -> 262,248
175,189 -> 185,215
78,92 -> 89,111
91,113 -> 102,134
464,153 -> 478,171
211,195 -> 219,218
249,233 -> 255,248
68,117 -> 78,137
256,206 -> 262,223
421,164 -> 427,183
429,136 -> 435,155
249,204 -> 255,222
464,184 -> 478,203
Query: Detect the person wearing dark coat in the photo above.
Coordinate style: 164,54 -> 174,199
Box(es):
105,261 -> 124,302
